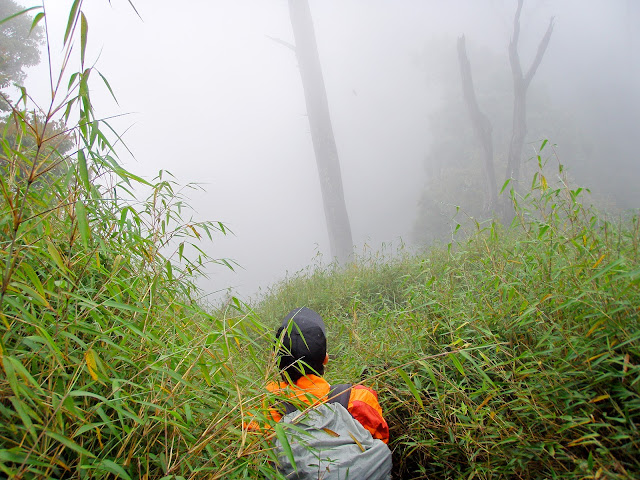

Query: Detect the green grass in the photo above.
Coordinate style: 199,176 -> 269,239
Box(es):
1,2 -> 638,479
257,164 -> 640,479
0,4 -> 277,478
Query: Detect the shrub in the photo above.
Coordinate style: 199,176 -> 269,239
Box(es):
0,4 -> 276,478
256,148 -> 640,479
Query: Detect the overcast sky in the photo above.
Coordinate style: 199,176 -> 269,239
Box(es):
20,0 -> 640,302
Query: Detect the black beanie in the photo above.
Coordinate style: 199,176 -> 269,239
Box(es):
276,307 -> 327,364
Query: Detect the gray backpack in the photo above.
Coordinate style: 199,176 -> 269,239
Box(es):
272,384 -> 392,480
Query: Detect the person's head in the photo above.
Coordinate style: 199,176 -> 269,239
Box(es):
276,307 -> 328,383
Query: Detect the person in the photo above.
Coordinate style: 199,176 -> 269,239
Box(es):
267,307 -> 392,479
269,307 -> 389,442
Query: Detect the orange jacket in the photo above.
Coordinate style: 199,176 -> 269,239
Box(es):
266,374 -> 389,444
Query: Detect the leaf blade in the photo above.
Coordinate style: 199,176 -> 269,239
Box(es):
274,423 -> 297,471
76,200 -> 90,248
80,12 -> 88,66
398,368 -> 424,408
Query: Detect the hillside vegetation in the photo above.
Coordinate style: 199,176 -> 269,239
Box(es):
0,3 -> 268,478
1,3 -> 638,480
257,160 -> 640,479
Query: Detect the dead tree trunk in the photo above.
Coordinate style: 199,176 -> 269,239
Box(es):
288,0 -> 353,264
504,0 -> 554,194
457,35 -> 498,213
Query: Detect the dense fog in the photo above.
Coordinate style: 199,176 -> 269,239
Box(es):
21,0 -> 640,301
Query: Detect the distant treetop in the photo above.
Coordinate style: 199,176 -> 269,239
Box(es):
0,0 -> 44,106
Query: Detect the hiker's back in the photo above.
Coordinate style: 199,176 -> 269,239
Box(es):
269,308 -> 392,479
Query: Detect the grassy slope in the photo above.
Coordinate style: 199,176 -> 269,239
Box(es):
1,16 -> 637,474
2,107 -> 637,479
256,177 -> 640,479
7,3 -> 637,478
2,132 -> 638,479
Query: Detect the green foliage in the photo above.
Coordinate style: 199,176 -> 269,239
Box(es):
0,3 -> 280,479
414,40 -> 528,243
257,150 -> 640,479
412,35 -> 632,244
2,2 -> 638,478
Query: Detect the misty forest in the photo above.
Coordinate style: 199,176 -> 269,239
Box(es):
0,0 -> 639,478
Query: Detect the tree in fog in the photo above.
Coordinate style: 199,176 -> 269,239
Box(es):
414,0 -> 555,242
0,1 -> 72,182
0,0 -> 44,110
504,0 -> 554,199
414,40 -> 557,243
457,35 -> 498,213
460,0 -> 553,220
287,0 -> 353,264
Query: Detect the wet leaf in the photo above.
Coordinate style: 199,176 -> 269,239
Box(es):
0,6 -> 40,26
85,349 -> 98,381
30,11 -> 44,33
322,428 -> 340,438
80,13 -> 88,65
348,432 -> 365,452
76,201 -> 90,247
275,423 -> 296,470
398,368 -> 423,408
63,0 -> 81,46
592,254 -> 605,269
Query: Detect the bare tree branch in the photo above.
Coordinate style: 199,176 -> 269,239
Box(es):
503,0 -> 554,222
266,35 -> 296,53
509,0 -> 524,84
524,18 -> 555,88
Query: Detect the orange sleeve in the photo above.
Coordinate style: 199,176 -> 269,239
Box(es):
243,381 -> 287,431
348,385 -> 389,444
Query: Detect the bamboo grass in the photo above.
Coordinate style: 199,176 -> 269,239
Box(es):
1,2 -> 638,479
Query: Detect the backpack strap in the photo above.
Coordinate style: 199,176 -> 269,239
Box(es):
281,400 -> 298,416
279,383 -> 352,416
328,383 -> 352,411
